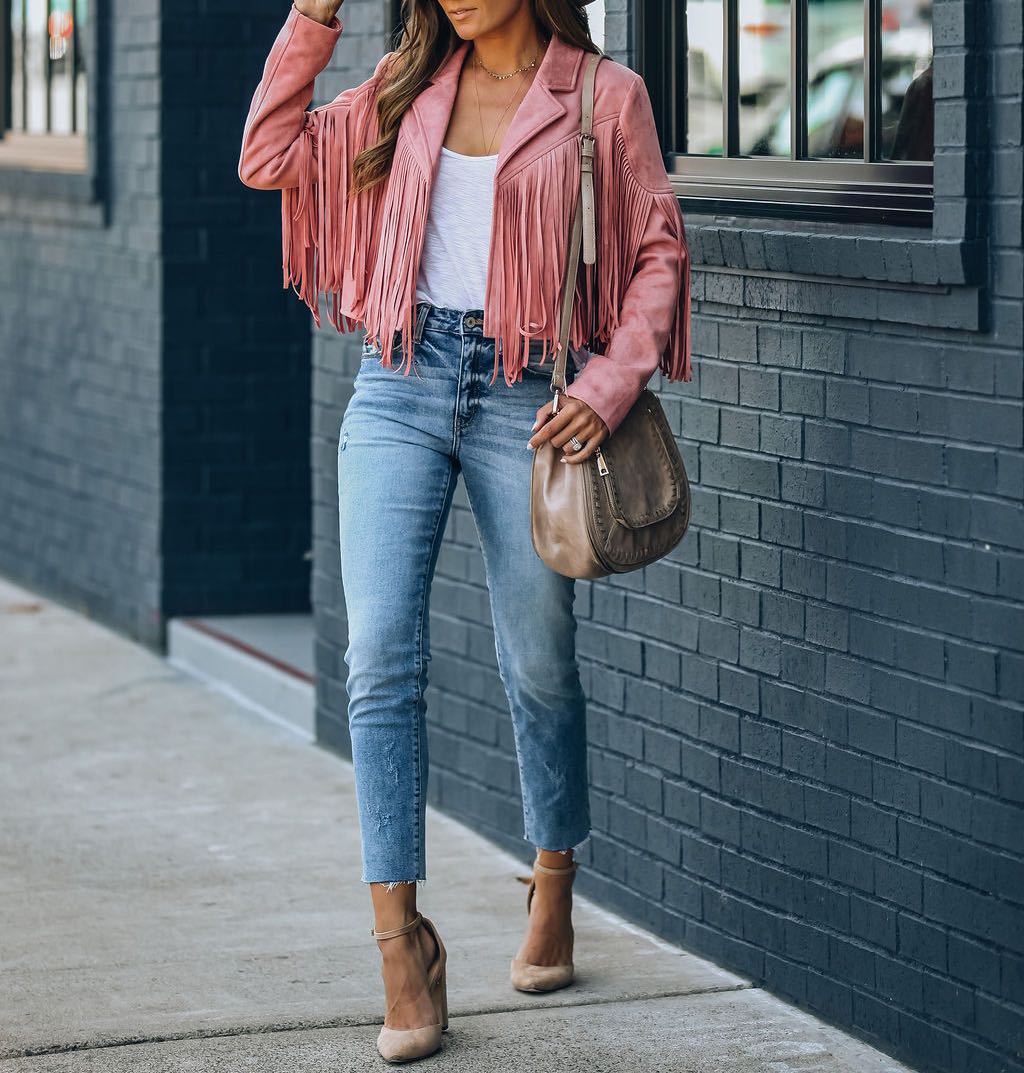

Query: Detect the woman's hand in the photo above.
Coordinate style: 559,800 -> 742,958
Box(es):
527,396 -> 609,464
294,0 -> 343,25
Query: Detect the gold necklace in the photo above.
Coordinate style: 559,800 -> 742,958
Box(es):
473,47 -> 539,80
471,46 -> 539,156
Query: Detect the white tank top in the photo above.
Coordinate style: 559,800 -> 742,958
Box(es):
414,146 -> 498,312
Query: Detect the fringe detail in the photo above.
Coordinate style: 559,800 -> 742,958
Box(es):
282,107 -> 690,386
281,100 -> 428,376
281,116 -> 321,322
586,124 -> 691,382
281,94 -> 390,341
652,186 -> 692,382
359,138 -> 430,375
484,125 -> 691,386
485,137 -> 583,384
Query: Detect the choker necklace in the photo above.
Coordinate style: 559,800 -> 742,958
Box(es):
472,43 -> 542,80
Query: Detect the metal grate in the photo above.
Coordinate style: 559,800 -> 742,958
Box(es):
638,0 -> 934,226
3,0 -> 87,136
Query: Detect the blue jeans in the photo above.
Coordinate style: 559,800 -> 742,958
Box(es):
337,301 -> 591,886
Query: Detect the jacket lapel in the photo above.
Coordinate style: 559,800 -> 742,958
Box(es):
405,32 -> 585,183
402,43 -> 469,180
491,33 -> 584,180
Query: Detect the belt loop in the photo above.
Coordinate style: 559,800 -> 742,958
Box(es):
414,301 -> 429,342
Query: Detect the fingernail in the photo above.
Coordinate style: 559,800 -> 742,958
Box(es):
559,457 -> 567,463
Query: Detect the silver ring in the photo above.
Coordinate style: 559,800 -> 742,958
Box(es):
569,435 -> 584,452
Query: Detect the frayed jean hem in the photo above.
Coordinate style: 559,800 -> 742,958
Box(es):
529,830 -> 591,857
364,877 -> 428,892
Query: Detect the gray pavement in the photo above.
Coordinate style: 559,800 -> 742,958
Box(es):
0,576 -> 916,1072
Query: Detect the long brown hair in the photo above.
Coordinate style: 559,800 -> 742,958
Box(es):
350,0 -> 600,197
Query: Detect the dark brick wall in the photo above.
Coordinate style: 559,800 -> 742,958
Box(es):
160,1 -> 313,622
5,2 -> 1015,1066
312,3 -> 1023,1072
0,0 -> 313,646
0,1 -> 164,645
309,0 -> 403,738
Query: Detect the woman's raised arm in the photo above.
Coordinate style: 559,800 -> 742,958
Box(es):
238,3 -> 395,327
238,2 -> 381,190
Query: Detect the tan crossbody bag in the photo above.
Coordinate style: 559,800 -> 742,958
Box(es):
530,51 -> 692,580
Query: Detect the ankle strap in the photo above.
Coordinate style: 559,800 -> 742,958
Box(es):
371,910 -> 423,940
534,859 -> 579,876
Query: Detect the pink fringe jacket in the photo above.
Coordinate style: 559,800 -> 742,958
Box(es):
238,4 -> 692,436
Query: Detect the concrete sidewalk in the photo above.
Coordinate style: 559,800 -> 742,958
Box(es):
0,575 -> 916,1072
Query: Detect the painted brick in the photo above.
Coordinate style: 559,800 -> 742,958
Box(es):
8,3 -> 1016,1073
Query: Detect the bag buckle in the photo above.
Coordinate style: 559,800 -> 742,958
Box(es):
580,132 -> 596,173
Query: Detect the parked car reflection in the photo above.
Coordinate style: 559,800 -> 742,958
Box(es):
747,28 -> 933,159
681,1 -> 933,161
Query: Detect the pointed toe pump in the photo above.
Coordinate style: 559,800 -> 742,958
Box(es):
509,857 -> 579,993
372,911 -> 449,1063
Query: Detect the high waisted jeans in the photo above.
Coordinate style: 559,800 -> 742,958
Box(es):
337,301 -> 591,886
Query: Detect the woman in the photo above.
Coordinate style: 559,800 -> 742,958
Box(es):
239,0 -> 690,1062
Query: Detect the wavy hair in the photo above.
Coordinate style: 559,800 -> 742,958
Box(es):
350,0 -> 600,196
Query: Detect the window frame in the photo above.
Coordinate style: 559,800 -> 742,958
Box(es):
638,0 -> 936,227
634,0 -> 984,308
0,0 -> 105,213
3,0 -> 89,139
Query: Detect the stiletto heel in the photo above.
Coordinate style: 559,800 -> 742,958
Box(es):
372,911 -> 448,1062
509,856 -> 579,993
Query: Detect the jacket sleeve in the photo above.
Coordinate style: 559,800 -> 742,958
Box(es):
238,3 -> 388,189
239,5 -> 340,189
238,4 -> 391,328
563,73 -> 692,438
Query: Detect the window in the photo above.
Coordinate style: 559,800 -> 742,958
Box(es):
1,0 -> 89,171
588,0 -> 606,51
640,0 -> 934,225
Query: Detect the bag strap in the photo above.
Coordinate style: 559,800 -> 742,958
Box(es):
549,50 -> 603,401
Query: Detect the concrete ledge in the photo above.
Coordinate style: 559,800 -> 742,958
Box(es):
167,617 -> 315,741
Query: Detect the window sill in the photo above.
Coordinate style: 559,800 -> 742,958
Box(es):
0,134 -> 103,226
682,210 -> 983,333
0,132 -> 88,172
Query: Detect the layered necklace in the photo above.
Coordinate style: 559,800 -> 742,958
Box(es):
470,38 -> 546,156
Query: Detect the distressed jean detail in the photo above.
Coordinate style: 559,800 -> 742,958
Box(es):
338,301 -> 592,884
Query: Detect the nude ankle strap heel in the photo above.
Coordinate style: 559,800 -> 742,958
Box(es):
372,911 -> 448,1063
509,858 -> 579,993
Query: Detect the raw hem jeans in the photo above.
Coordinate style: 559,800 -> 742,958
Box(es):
337,301 -> 592,886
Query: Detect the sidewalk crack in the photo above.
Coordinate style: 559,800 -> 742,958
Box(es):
2,983 -> 755,1061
